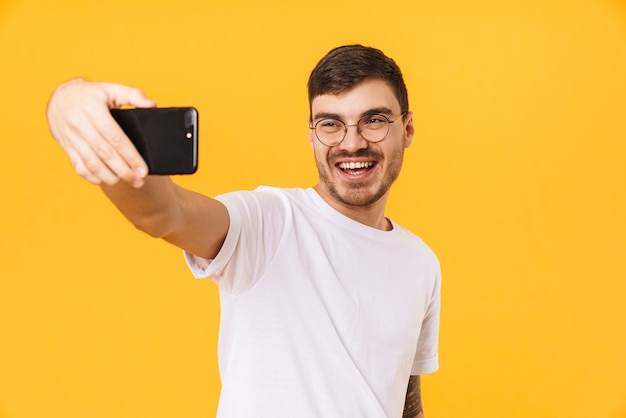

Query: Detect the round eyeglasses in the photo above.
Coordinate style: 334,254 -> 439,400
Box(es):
309,112 -> 406,147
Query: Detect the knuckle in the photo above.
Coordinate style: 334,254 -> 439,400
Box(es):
99,121 -> 128,149
83,157 -> 100,174
64,112 -> 86,131
108,134 -> 125,149
96,142 -> 113,160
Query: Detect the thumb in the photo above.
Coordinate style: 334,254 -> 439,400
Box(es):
103,82 -> 158,109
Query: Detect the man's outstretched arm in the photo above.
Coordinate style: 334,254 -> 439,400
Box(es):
403,375 -> 424,418
47,78 -> 229,260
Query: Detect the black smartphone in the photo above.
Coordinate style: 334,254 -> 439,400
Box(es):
110,107 -> 198,175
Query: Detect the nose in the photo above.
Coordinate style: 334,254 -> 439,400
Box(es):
339,123 -> 369,152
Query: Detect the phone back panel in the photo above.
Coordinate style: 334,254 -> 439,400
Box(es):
111,107 -> 198,175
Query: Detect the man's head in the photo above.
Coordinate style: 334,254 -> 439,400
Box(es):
306,45 -> 414,218
307,45 -> 409,121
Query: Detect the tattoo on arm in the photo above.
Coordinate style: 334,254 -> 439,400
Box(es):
403,375 -> 423,418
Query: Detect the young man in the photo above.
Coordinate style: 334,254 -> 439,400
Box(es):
47,45 -> 441,418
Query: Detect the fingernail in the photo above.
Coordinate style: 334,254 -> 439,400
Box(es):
132,179 -> 144,188
136,167 -> 147,177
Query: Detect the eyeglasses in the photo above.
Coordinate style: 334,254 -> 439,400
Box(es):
309,112 -> 406,147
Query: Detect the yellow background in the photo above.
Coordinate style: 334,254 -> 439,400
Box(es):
1,0 -> 625,417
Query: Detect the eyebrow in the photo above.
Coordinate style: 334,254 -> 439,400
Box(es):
312,107 -> 395,122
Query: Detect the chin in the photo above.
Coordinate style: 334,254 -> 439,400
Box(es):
331,185 -> 387,207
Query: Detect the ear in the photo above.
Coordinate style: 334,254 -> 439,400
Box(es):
403,111 -> 415,148
308,121 -> 316,149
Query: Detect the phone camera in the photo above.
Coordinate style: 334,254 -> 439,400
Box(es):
184,110 -> 194,128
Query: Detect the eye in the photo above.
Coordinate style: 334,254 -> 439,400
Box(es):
361,114 -> 387,128
321,119 -> 339,127
317,119 -> 344,132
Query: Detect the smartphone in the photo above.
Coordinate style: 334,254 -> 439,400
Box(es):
110,107 -> 198,175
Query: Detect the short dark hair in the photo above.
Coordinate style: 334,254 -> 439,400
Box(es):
307,44 -> 409,120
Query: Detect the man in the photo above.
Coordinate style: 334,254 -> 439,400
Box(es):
47,45 -> 441,418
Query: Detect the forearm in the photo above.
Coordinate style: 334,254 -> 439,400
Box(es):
101,175 -> 181,238
403,375 -> 424,418
404,402 -> 425,418
101,176 -> 229,259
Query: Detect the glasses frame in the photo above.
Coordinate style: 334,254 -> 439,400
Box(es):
309,112 -> 407,147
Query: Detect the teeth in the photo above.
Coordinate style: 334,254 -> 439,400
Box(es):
339,162 -> 374,170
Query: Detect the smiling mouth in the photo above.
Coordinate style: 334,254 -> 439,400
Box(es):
337,161 -> 376,175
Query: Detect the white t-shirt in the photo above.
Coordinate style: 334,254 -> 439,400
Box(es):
185,187 -> 441,418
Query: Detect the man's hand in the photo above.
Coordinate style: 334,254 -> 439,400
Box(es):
46,78 -> 156,188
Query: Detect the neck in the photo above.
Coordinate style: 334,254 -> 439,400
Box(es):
313,184 -> 392,231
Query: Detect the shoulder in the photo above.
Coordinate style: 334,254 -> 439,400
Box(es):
216,186 -> 307,206
215,187 -> 313,230
390,222 -> 439,264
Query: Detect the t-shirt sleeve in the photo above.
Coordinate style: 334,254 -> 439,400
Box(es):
183,188 -> 288,294
183,195 -> 242,282
411,268 -> 441,375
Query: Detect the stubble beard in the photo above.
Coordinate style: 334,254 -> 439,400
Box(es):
316,147 -> 405,207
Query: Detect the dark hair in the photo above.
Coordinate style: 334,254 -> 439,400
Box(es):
307,44 -> 409,120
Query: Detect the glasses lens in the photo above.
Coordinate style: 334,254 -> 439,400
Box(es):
315,119 -> 345,146
358,114 -> 390,142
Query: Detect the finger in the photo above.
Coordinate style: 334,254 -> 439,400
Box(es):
47,79 -> 154,187
103,83 -> 157,109
65,137 -> 119,185
59,95 -> 148,185
65,148 -> 101,185
91,132 -> 142,184
54,107 -> 128,183
89,106 -> 149,183
99,83 -> 155,182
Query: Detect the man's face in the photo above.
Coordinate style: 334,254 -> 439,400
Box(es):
309,78 -> 414,209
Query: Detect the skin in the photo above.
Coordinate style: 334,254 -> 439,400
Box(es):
308,78 -> 415,231
404,375 -> 424,418
47,77 -> 425,415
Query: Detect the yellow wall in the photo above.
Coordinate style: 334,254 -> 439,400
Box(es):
1,0 -> 625,417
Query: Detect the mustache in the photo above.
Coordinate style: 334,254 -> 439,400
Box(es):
328,149 -> 384,161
